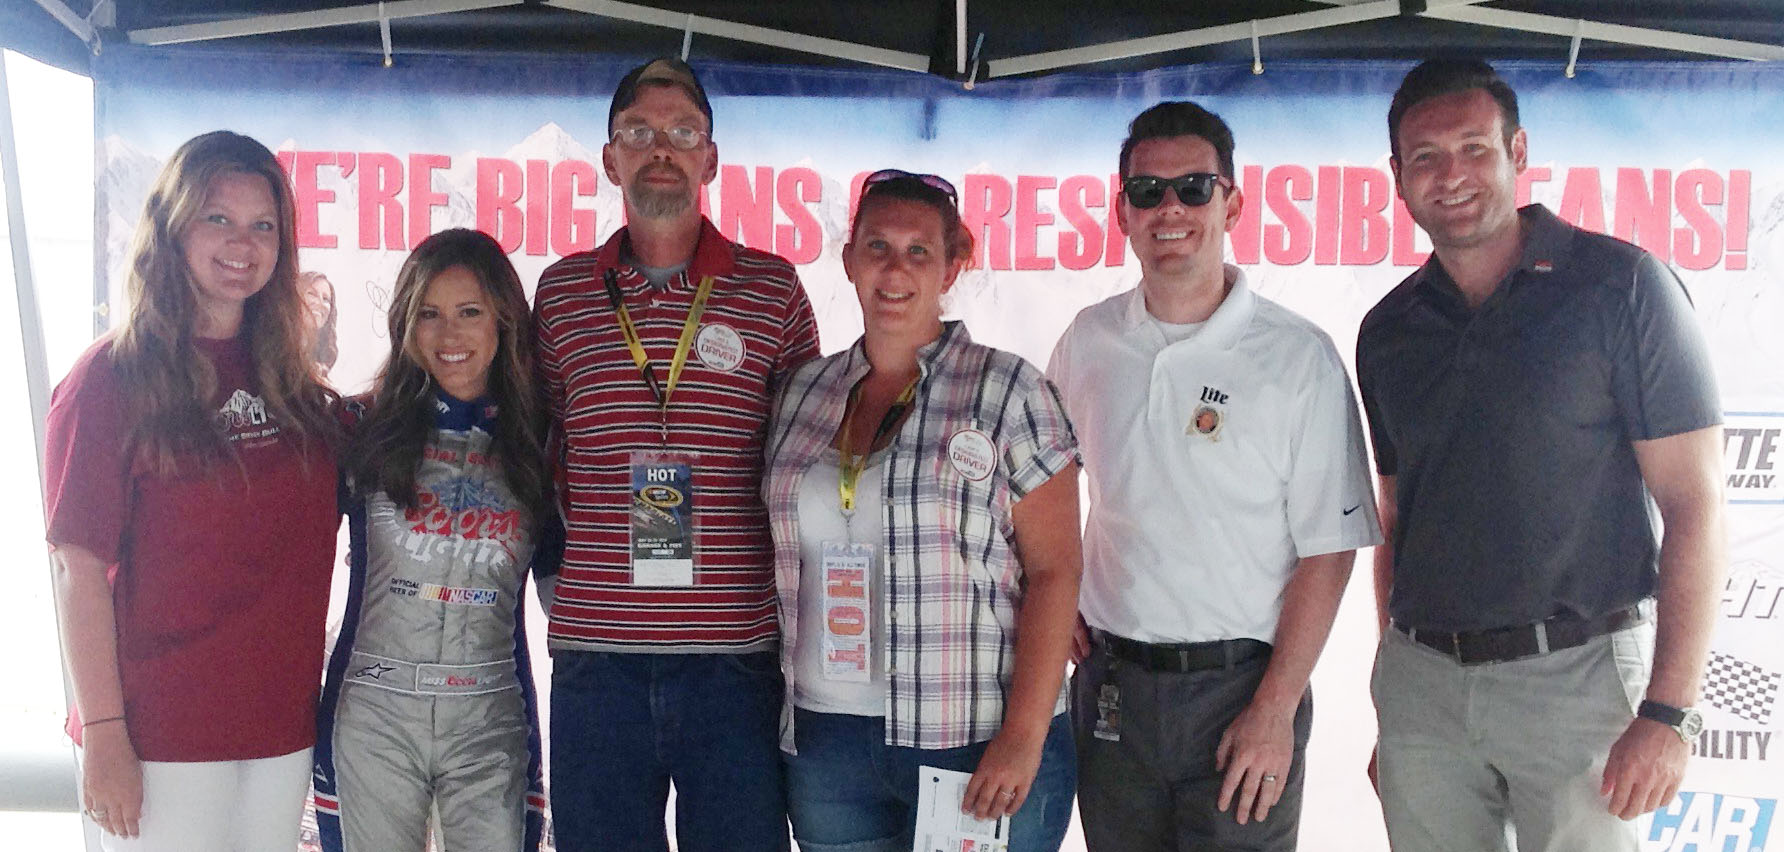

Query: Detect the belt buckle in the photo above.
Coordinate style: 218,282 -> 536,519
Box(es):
1178,649 -> 1191,672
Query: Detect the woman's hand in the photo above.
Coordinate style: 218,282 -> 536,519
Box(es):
81,722 -> 143,837
49,542 -> 140,837
962,725 -> 1046,820
962,462 -> 1083,822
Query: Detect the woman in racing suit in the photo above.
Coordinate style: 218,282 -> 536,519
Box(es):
314,228 -> 557,851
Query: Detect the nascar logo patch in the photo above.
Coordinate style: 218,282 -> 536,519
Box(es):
420,584 -> 499,606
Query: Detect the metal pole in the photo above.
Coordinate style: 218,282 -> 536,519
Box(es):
0,57 -> 54,468
0,50 -> 85,835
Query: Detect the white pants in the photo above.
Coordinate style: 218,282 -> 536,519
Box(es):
81,747 -> 313,852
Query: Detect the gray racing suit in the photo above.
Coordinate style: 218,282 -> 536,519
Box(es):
315,395 -> 548,852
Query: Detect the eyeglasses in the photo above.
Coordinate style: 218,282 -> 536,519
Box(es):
863,168 -> 958,205
1121,173 -> 1232,209
610,125 -> 709,152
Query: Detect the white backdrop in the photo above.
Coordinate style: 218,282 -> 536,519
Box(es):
90,47 -> 1784,851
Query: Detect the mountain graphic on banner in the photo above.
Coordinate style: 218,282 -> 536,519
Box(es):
1702,650 -> 1780,725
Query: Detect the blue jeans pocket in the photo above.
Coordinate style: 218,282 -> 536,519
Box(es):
722,650 -> 785,681
1009,714 -> 1077,852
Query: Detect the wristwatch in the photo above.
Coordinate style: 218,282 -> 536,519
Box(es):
1637,700 -> 1705,743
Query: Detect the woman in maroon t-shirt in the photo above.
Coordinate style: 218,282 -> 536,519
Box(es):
42,131 -> 340,849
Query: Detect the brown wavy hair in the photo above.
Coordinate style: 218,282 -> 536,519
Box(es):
347,229 -> 550,518
111,130 -> 336,474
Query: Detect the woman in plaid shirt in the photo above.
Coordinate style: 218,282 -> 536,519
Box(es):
763,170 -> 1085,852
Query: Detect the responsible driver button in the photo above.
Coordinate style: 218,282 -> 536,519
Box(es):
695,323 -> 746,373
946,428 -> 996,481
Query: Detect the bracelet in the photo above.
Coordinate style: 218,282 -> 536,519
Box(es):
81,715 -> 125,728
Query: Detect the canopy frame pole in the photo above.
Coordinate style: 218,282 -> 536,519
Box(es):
1565,19 -> 1584,78
988,0 -> 1471,78
30,0 -> 98,51
1421,4 -> 1784,61
963,32 -> 985,90
956,0 -> 968,75
378,2 -> 394,66
128,0 -> 525,46
0,49 -> 84,832
1249,19 -> 1263,75
545,0 -> 930,72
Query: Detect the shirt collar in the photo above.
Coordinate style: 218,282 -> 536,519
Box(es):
434,389 -> 498,431
838,320 -> 972,386
593,216 -> 738,292
1411,203 -> 1576,300
1121,263 -> 1255,351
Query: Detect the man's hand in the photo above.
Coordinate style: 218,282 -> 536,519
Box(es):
1367,744 -> 1380,794
1215,698 -> 1296,825
1601,718 -> 1688,819
1070,615 -> 1091,664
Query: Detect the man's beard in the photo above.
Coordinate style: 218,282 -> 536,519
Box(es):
627,164 -> 694,219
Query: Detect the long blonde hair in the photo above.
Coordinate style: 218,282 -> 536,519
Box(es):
111,130 -> 336,473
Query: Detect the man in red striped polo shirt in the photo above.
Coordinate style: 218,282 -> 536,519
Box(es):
532,57 -> 820,852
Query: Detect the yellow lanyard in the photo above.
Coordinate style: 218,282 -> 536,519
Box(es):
604,269 -> 716,434
838,377 -> 918,513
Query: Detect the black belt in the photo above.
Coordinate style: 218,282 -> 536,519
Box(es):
1098,632 -> 1271,673
1397,603 -> 1648,666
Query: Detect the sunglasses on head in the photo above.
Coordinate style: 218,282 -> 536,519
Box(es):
1121,173 -> 1232,209
863,168 -> 959,205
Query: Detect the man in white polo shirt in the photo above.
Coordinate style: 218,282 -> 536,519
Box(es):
1047,101 -> 1380,851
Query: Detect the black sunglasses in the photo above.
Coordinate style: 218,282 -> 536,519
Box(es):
1121,173 -> 1232,209
863,168 -> 959,205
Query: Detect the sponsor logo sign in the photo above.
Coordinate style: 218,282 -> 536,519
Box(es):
1724,561 -> 1784,622
1724,413 -> 1784,504
1644,792 -> 1774,852
1694,728 -> 1774,762
1704,651 -> 1781,727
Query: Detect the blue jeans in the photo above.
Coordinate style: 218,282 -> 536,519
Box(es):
549,650 -> 790,852
785,708 -> 1076,852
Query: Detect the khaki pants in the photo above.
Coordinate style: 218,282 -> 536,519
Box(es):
1372,618 -> 1654,852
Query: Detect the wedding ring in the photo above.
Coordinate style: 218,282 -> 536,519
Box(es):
1262,774 -> 1278,783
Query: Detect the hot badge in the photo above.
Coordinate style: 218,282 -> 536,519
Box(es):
821,542 -> 873,683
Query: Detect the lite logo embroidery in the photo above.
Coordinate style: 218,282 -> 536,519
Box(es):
1190,385 -> 1228,441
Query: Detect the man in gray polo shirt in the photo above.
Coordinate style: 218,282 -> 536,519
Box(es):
1357,59 -> 1726,851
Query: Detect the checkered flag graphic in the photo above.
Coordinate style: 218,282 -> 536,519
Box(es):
1701,651 -> 1780,725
